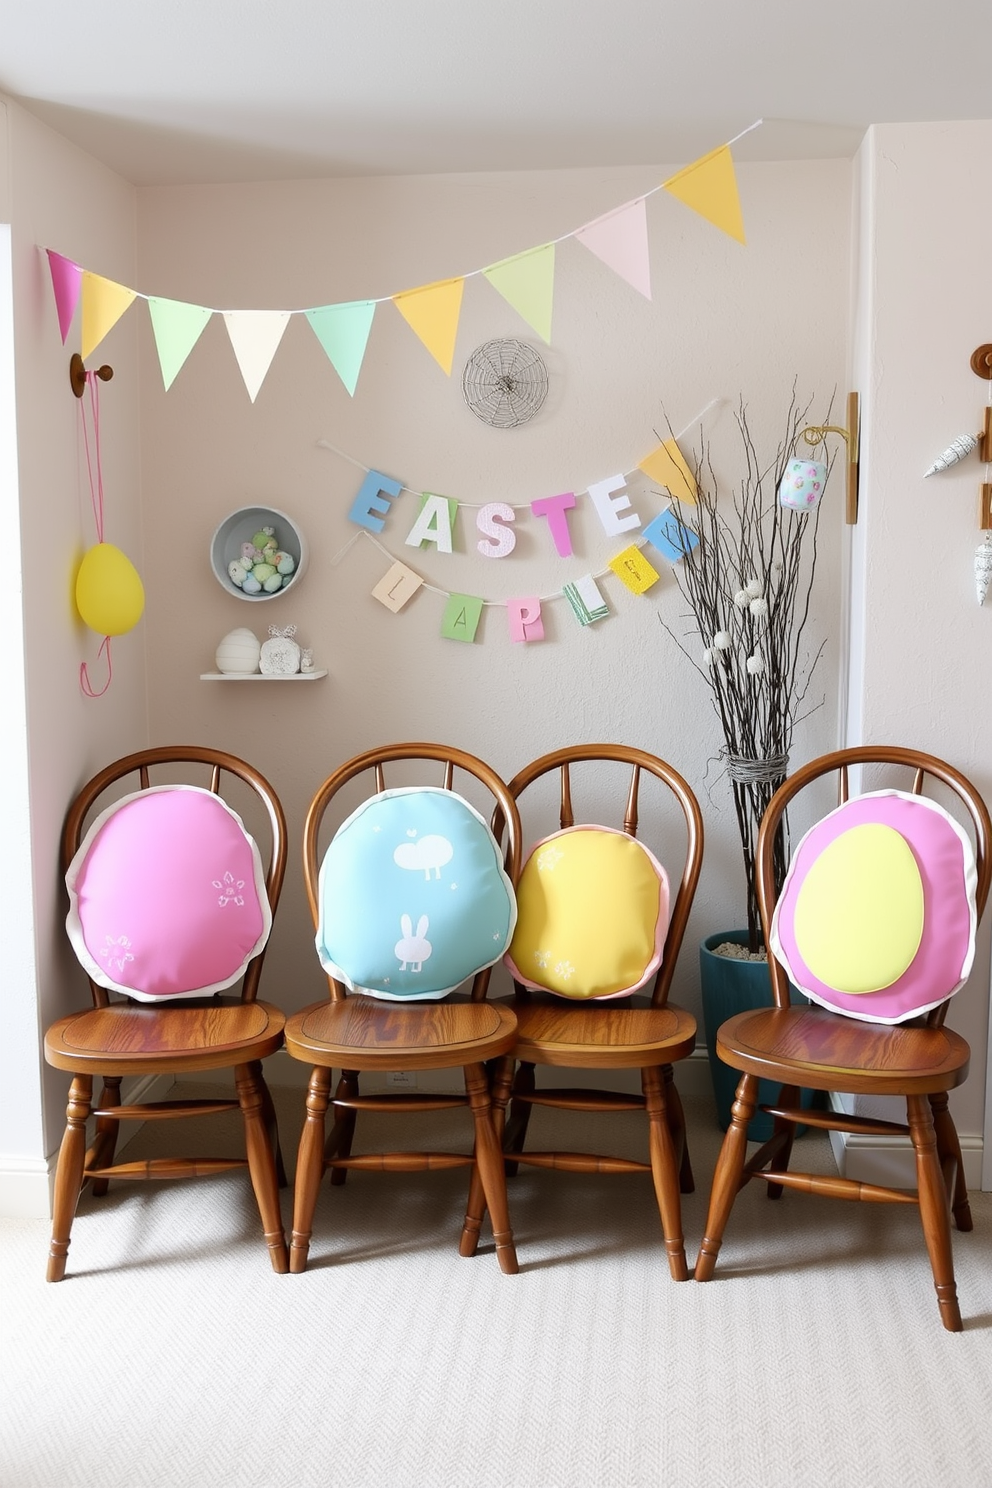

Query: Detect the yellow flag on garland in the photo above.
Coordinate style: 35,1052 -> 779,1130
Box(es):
81,273 -> 137,360
663,145 -> 746,245
638,439 -> 698,504
392,277 -> 465,375
483,244 -> 555,344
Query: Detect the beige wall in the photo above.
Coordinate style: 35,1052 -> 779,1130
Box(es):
1,98 -> 145,1201
847,122 -> 992,1160
6,105 -> 990,1214
136,162 -> 850,1020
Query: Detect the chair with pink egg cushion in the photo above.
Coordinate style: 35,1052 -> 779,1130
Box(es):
694,746 -> 991,1331
44,746 -> 289,1280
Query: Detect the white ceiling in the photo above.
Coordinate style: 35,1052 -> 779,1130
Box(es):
1,1 -> 990,185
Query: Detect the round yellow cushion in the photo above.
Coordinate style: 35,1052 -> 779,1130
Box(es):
505,827 -> 668,999
793,822 -> 924,993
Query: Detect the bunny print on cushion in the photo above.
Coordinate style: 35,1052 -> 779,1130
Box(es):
316,786 -> 516,1000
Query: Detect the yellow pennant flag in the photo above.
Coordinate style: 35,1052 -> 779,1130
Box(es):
392,277 -> 465,375
81,273 -> 138,361
638,439 -> 698,504
663,145 -> 746,245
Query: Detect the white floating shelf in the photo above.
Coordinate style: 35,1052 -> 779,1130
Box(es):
200,670 -> 328,682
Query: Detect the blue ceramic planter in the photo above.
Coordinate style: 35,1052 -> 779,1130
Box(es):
699,929 -> 814,1142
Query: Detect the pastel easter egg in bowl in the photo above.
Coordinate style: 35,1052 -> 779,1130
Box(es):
210,505 -> 307,601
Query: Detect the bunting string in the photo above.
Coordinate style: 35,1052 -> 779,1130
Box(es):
45,123 -> 760,403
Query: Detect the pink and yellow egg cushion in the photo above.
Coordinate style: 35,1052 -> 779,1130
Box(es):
770,790 -> 978,1024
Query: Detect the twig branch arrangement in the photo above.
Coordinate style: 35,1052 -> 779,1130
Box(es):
661,391 -> 832,950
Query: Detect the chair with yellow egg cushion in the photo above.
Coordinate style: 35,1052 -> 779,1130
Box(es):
482,744 -> 704,1280
694,745 -> 991,1331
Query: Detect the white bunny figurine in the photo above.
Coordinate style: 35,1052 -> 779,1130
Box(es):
394,914 -> 432,973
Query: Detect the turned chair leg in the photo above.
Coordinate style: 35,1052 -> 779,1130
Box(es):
643,1066 -> 689,1281
908,1094 -> 963,1332
249,1061 -> 287,1189
235,1064 -> 289,1275
765,1083 -> 800,1201
89,1075 -> 123,1197
695,1071 -> 760,1281
47,1074 -> 93,1282
290,1066 -> 332,1273
462,1062 -> 518,1274
460,1054 -> 514,1258
329,1070 -> 360,1187
662,1064 -> 694,1194
928,1091 -> 972,1232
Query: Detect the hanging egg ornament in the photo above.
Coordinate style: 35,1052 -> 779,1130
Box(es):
75,542 -> 145,636
975,535 -> 992,606
923,434 -> 978,477
215,627 -> 261,675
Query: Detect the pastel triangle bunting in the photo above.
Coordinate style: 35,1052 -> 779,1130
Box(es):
392,278 -> 464,375
305,300 -> 376,395
663,145 -> 746,244
46,250 -> 83,344
147,297 -> 213,390
574,198 -> 651,299
482,244 -> 555,344
638,438 -> 698,504
222,310 -> 291,402
80,273 -> 138,361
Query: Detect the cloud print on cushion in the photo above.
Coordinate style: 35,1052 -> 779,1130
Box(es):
65,785 -> 271,1002
505,825 -> 670,1000
316,786 -> 516,1001
770,790 -> 978,1024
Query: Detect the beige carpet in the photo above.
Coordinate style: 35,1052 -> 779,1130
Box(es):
2,1081 -> 991,1488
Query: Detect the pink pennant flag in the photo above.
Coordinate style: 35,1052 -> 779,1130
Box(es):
574,198 -> 651,300
47,250 -> 83,343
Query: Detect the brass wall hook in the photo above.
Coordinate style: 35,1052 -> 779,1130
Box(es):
799,390 -> 860,525
69,352 -> 113,398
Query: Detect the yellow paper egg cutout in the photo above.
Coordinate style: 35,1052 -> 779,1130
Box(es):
75,543 -> 145,636
792,822 -> 924,994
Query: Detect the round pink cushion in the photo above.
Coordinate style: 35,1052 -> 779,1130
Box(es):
66,786 -> 270,1001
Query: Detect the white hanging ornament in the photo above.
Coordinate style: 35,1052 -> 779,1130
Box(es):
975,535 -> 992,606
259,623 -> 301,675
924,434 -> 978,477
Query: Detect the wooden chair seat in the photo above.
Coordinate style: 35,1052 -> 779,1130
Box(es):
716,1005 -> 971,1093
45,998 -> 286,1075
695,746 -> 991,1332
287,744 -> 525,1277
285,995 -> 516,1070
505,992 -> 696,1071
44,747 -> 289,1282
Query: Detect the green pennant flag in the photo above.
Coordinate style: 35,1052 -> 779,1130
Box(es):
147,297 -> 213,390
305,300 -> 376,396
482,244 -> 555,344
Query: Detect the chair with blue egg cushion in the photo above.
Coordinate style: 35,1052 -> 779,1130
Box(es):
284,743 -> 523,1274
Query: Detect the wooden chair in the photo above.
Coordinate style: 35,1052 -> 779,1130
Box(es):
44,746 -> 289,1280
487,744 -> 704,1281
285,743 -> 523,1274
695,745 -> 991,1331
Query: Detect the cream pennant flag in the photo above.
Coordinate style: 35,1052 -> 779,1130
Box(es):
663,145 -> 746,244
392,278 -> 464,375
80,273 -> 137,361
305,300 -> 376,396
639,438 -> 698,504
147,297 -> 213,390
574,198 -> 651,299
222,310 -> 291,402
482,244 -> 555,344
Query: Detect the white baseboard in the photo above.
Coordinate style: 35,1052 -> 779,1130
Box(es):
829,1126 -> 984,1191
0,1072 -> 175,1221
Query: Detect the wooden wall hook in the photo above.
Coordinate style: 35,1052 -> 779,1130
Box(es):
69,352 -> 114,398
970,344 -> 992,380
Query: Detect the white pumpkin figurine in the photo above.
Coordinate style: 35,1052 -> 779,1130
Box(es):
215,627 -> 261,675
259,623 -> 301,676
